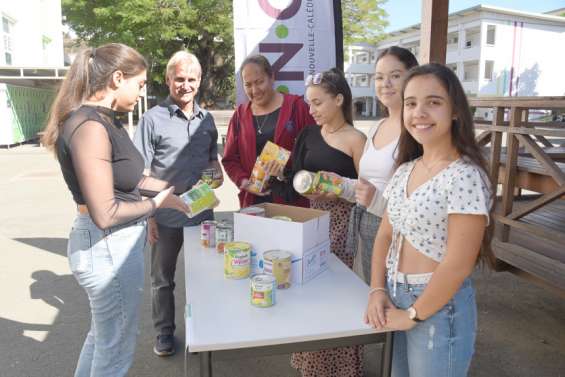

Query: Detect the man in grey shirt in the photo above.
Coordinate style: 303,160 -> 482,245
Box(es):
133,51 -> 222,356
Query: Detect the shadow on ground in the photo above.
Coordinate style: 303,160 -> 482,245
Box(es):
13,237 -> 68,257
1,269 -> 89,377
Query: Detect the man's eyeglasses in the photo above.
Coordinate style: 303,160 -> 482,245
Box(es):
305,73 -> 323,87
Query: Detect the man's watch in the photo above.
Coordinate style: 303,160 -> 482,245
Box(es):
407,306 -> 422,322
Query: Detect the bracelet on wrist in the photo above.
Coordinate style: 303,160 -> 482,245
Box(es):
368,287 -> 387,296
148,198 -> 157,217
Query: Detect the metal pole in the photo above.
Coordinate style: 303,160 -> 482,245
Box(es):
199,352 -> 212,377
380,332 -> 394,377
333,0 -> 344,72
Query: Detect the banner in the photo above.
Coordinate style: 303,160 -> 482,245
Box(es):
233,0 -> 342,104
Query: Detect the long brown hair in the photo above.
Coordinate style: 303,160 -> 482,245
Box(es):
397,63 -> 495,268
42,43 -> 147,154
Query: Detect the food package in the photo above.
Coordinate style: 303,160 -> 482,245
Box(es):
247,141 -> 291,194
200,164 -> 223,189
180,181 -> 219,217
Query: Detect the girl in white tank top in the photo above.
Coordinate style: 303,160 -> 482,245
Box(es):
345,47 -> 419,284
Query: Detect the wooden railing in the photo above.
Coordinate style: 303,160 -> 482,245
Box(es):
470,96 -> 565,293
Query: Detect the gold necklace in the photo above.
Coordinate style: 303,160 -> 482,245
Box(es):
419,154 -> 457,177
324,122 -> 347,136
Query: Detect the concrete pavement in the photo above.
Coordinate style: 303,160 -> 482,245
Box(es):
0,143 -> 564,377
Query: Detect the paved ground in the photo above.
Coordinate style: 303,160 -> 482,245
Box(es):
0,141 -> 564,377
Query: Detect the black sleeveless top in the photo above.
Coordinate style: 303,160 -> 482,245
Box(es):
56,105 -> 144,205
296,125 -> 357,179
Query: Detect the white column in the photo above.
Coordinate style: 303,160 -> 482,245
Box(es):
458,25 -> 466,82
127,112 -> 134,138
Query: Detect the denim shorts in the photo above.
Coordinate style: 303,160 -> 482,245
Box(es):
68,214 -> 147,377
387,277 -> 477,377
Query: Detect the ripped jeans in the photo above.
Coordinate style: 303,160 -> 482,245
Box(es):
387,277 -> 477,377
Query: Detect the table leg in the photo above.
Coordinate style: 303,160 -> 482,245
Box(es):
199,351 -> 212,377
184,349 -> 188,377
380,331 -> 394,377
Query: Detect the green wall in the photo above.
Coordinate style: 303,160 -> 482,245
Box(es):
2,84 -> 55,145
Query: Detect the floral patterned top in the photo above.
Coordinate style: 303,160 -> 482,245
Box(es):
382,157 -> 492,294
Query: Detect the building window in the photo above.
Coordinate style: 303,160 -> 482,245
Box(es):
486,25 -> 496,45
484,60 -> 494,80
356,52 -> 369,64
1,16 -> 14,65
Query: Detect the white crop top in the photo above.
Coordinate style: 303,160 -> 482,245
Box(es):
358,121 -> 398,194
383,157 -> 492,293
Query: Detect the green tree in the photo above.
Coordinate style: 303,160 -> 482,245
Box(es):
342,0 -> 388,46
62,0 -> 234,106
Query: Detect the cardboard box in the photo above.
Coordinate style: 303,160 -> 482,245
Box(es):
233,203 -> 330,284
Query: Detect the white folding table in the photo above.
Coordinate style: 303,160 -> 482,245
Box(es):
183,221 -> 392,377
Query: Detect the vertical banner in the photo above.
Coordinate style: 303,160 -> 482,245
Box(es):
234,0 -> 342,104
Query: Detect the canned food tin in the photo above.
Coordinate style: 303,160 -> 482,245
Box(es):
250,274 -> 276,307
271,215 -> 292,222
224,242 -> 251,279
315,171 -> 344,196
263,250 -> 292,289
250,249 -> 262,276
215,221 -> 234,253
239,206 -> 266,217
200,220 -> 216,248
201,168 -> 222,189
293,170 -> 316,194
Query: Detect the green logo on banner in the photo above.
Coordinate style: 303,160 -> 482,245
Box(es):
275,24 -> 289,39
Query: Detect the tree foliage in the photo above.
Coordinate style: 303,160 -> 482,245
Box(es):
62,0 -> 234,106
342,0 -> 388,46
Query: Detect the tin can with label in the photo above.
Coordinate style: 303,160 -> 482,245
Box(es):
200,220 -> 216,248
239,206 -> 266,217
250,274 -> 276,307
224,242 -> 251,279
271,215 -> 292,222
263,250 -> 292,289
201,168 -> 222,189
215,221 -> 234,253
293,170 -> 317,194
250,249 -> 262,276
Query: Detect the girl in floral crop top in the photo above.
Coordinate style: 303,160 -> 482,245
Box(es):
365,63 -> 494,377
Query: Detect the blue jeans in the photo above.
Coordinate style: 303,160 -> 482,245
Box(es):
387,277 -> 477,377
67,214 -> 146,377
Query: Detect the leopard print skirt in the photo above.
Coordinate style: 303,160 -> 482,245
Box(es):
291,199 -> 363,377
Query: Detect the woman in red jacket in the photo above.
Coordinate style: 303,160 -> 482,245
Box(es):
222,54 -> 314,208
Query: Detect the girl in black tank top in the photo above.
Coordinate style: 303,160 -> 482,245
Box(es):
288,70 -> 367,377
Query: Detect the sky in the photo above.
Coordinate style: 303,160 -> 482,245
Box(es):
382,0 -> 565,32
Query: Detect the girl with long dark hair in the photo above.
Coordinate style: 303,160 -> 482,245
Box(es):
289,68 -> 366,377
365,63 -> 494,376
42,43 -> 187,376
346,46 -> 418,284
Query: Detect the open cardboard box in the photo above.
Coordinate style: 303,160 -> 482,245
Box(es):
233,203 -> 330,284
